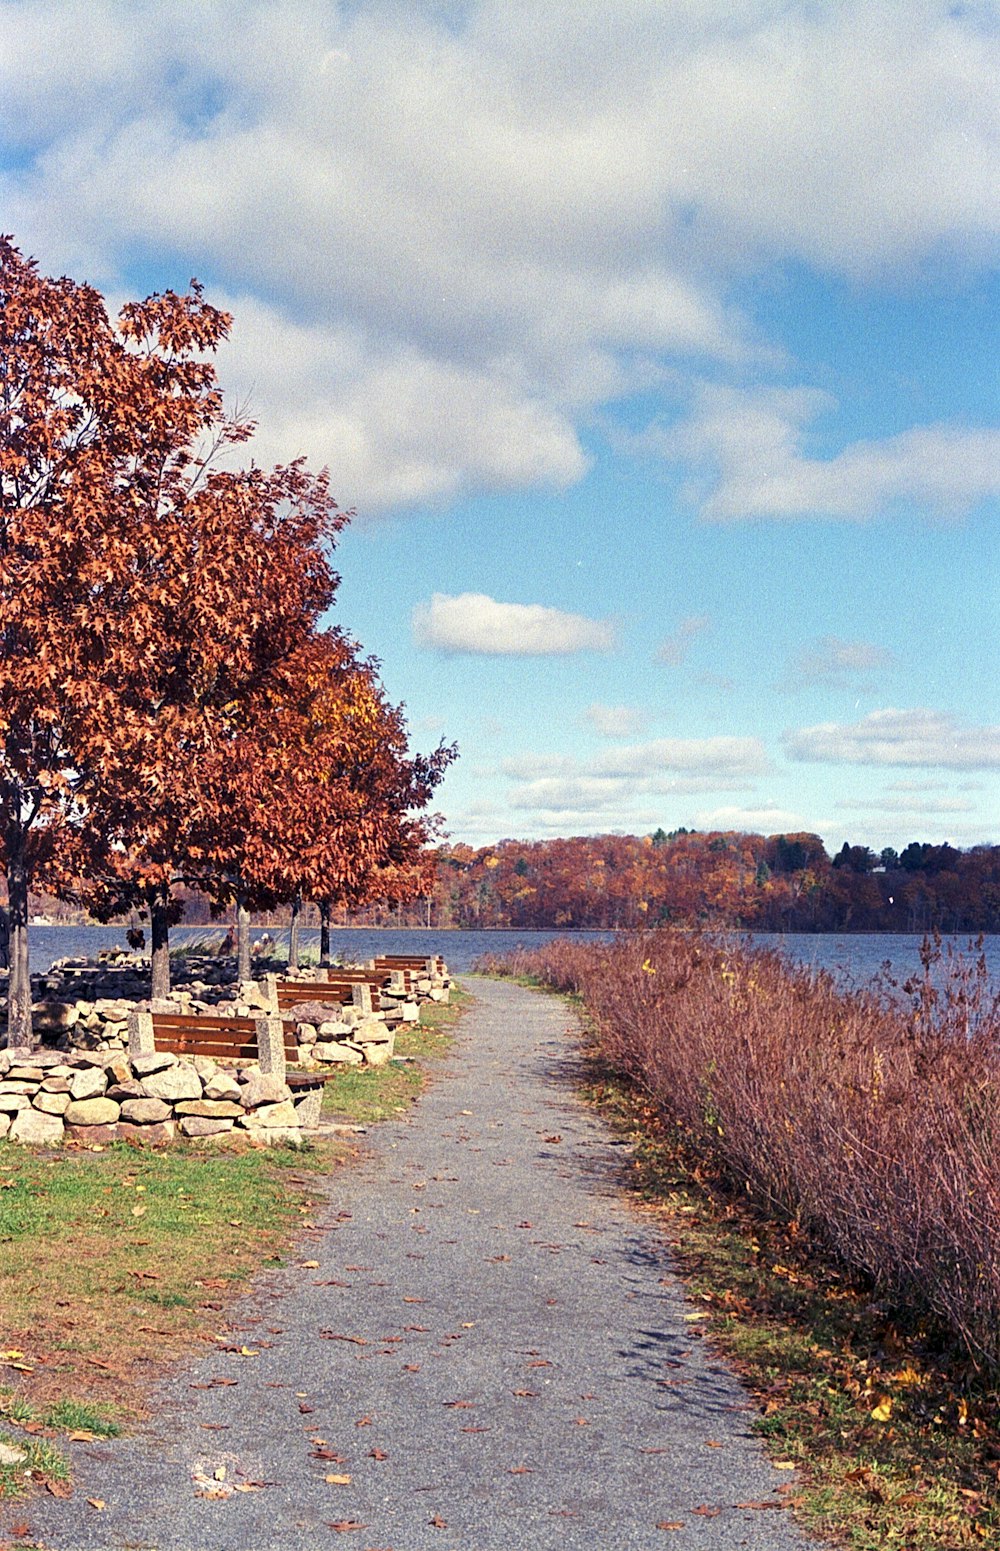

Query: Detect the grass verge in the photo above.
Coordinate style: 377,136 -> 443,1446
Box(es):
581,1049 -> 1000,1550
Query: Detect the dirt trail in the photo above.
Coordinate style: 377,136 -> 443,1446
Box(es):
15,979 -> 814,1550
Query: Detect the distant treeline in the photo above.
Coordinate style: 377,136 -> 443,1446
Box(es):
391,831 -> 1000,933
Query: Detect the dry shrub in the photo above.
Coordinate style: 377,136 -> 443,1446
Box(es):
479,932 -> 1000,1373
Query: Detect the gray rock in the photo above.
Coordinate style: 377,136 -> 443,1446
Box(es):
313,1042 -> 363,1064
175,1099 -> 244,1119
0,1094 -> 30,1113
179,1115 -> 235,1138
69,1067 -> 108,1101
120,1097 -> 173,1125
141,1065 -> 202,1103
9,1108 -> 64,1143
240,1073 -> 291,1110
203,1072 -> 242,1102
0,1081 -> 40,1097
64,1096 -> 121,1126
33,1091 -> 71,1116
131,1051 -> 178,1077
118,1119 -> 177,1147
240,1099 -> 297,1128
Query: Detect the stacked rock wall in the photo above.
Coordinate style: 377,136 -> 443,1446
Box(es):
0,1047 -> 318,1147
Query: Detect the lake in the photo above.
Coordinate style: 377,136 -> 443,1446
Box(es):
19,923 -> 1000,989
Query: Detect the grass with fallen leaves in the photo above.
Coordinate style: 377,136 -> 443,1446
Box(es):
582,1059 -> 1000,1550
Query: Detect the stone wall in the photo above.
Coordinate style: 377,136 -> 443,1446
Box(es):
0,1047 -> 319,1148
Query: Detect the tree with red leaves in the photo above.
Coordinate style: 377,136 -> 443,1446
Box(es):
0,235 -> 345,1028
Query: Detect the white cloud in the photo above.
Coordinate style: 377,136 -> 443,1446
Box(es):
412,592 -> 615,656
785,708 -> 1000,770
594,735 -> 770,778
655,614 -> 711,666
658,384 -> 1000,522
781,634 -> 897,691
583,703 -> 648,738
1,2 -> 997,510
836,795 -> 976,815
651,384 -> 1000,522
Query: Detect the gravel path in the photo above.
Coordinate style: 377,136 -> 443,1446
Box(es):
16,979 -> 815,1551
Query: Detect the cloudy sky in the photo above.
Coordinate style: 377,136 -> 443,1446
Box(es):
3,0 -> 998,851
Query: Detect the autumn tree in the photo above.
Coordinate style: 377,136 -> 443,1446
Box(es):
0,239 -> 263,1041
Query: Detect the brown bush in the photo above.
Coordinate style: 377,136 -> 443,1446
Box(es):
478,932 -> 1000,1373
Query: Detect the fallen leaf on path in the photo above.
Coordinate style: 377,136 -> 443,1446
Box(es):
355,1416 -> 373,1427
705,1440 -> 723,1448
67,1430 -> 96,1442
736,1500 -> 786,1510
683,1312 -> 711,1323
325,1474 -> 352,1485
312,1449 -> 347,1463
199,1423 -> 230,1432
513,1390 -> 537,1398
772,1461 -> 797,1470
328,1521 -> 366,1533
233,1482 -> 269,1493
509,1465 -> 534,1475
301,1260 -> 320,1269
369,1448 -> 389,1460
461,1426 -> 490,1433
44,1479 -> 72,1499
402,1364 -> 421,1372
10,1523 -> 31,1539
321,1333 -> 368,1346
691,1506 -> 721,1518
656,1522 -> 684,1532
429,1514 -> 448,1528
299,1403 -> 315,1414
86,1498 -> 105,1510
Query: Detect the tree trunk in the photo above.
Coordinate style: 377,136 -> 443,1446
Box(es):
6,849 -> 32,1048
237,895 -> 251,982
289,892 -> 302,970
319,900 -> 331,968
148,887 -> 171,1001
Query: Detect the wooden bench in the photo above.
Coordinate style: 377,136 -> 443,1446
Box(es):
128,1011 -> 334,1106
272,977 -> 384,1014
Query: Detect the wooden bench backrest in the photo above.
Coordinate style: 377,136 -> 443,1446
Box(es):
150,1012 -> 298,1062
274,979 -> 382,1012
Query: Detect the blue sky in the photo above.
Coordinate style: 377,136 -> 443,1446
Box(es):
2,0 -> 997,852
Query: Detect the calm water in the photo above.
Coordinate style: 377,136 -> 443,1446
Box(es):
21,923 -> 1000,989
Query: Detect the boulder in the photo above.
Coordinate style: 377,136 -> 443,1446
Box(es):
175,1100 -> 244,1119
313,1042 -> 363,1064
131,1051 -> 178,1077
141,1065 -> 202,1103
64,1096 -> 121,1126
240,1073 -> 291,1110
69,1067 -> 108,1102
118,1120 -> 176,1146
120,1097 -> 173,1125
106,1079 -> 146,1101
0,1094 -> 29,1113
353,1017 -> 390,1044
240,1099 -> 297,1128
179,1115 -> 234,1138
64,1122 -> 121,1144
363,1040 -> 394,1067
33,1091 -> 71,1116
203,1072 -> 242,1102
9,1108 -> 63,1144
